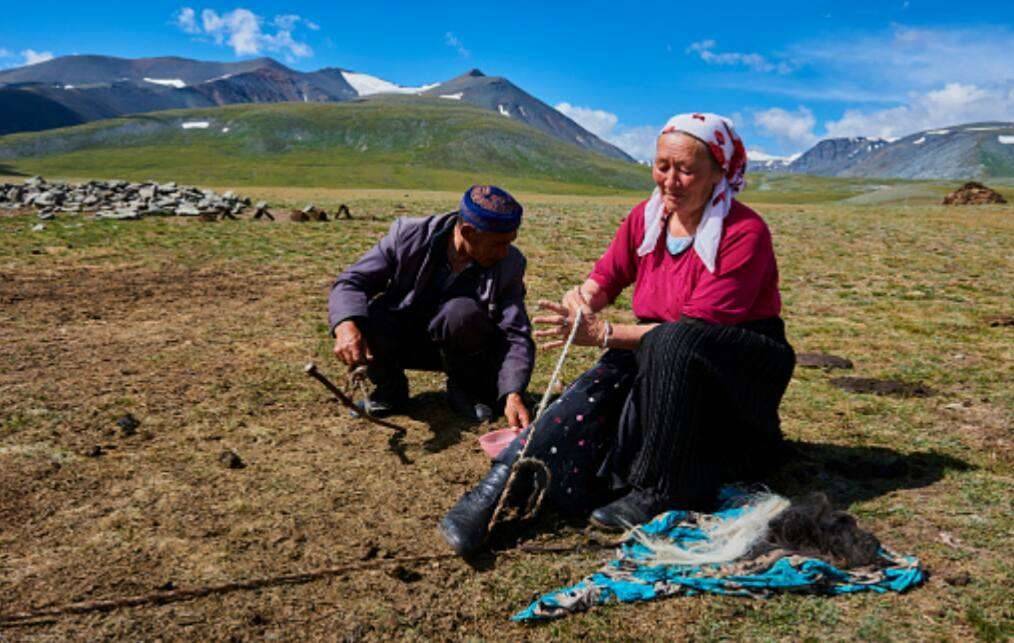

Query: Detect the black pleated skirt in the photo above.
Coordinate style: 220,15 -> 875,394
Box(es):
498,317 -> 795,514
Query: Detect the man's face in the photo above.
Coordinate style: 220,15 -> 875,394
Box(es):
461,224 -> 518,267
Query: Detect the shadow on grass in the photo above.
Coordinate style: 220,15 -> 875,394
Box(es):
771,440 -> 973,508
471,439 -> 972,569
403,390 -> 544,454
403,391 -> 473,453
0,164 -> 27,177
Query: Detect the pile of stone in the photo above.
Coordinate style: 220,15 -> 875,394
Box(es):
0,176 -> 252,220
942,181 -> 1007,206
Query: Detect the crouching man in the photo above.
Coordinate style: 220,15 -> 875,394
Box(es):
328,185 -> 535,426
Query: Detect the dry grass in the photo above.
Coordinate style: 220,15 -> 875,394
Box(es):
0,191 -> 1011,641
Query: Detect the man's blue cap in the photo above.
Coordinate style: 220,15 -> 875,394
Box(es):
459,185 -> 523,233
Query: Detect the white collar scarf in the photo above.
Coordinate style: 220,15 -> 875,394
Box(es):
637,113 -> 748,274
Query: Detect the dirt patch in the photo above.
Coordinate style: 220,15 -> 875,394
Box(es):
985,315 -> 1014,327
829,376 -> 935,398
797,352 -> 854,370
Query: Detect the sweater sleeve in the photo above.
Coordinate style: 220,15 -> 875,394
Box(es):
588,207 -> 641,304
495,254 -> 536,398
682,222 -> 775,325
327,218 -> 402,335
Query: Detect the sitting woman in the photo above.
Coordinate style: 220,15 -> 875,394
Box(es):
440,113 -> 796,556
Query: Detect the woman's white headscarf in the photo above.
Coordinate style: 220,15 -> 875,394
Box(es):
637,113 -> 748,273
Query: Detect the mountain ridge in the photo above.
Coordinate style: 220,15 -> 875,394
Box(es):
0,54 -> 632,162
756,123 -> 1014,179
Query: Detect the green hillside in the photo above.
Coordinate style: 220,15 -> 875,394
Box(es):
0,96 -> 652,195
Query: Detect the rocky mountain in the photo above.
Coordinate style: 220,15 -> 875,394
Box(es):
0,55 -> 632,162
420,69 -> 633,162
778,123 -> 1014,179
837,123 -> 1014,179
786,137 -> 891,176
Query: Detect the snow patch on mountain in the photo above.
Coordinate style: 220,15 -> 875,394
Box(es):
144,78 -> 186,89
439,92 -> 463,100
181,121 -> 210,129
999,136 -> 1014,144
341,71 -> 437,96
748,149 -> 800,170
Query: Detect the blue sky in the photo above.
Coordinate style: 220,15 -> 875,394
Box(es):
2,1 -> 1013,159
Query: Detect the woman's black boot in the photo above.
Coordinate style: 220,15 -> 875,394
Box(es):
439,431 -> 526,556
439,463 -> 512,556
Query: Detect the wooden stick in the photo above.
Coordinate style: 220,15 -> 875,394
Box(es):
304,362 -> 406,432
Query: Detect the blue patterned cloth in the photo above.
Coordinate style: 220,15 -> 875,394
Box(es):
513,493 -> 924,622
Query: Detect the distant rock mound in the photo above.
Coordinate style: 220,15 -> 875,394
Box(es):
942,181 -> 1007,205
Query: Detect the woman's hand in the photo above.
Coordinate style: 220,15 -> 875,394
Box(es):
533,297 -> 606,350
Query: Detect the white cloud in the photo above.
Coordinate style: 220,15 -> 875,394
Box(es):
272,14 -> 299,30
555,102 -> 659,161
606,125 -> 660,163
554,102 -> 618,138
790,25 -> 1014,91
21,49 -> 54,66
304,20 -> 320,31
753,106 -> 818,147
0,48 -> 12,58
175,7 -> 200,34
824,82 -> 1014,139
175,7 -> 315,60
687,40 -> 793,74
444,32 -> 470,58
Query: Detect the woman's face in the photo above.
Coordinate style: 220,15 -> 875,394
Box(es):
651,132 -> 721,217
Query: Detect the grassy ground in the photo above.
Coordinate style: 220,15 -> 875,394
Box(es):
0,187 -> 1011,640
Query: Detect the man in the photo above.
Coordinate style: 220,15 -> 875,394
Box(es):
328,185 -> 535,426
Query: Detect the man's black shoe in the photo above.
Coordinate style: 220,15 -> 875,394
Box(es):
446,378 -> 493,423
439,462 -> 510,556
589,488 -> 669,532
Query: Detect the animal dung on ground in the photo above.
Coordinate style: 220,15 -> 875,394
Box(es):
942,181 -> 1007,205
83,445 -> 104,458
829,376 -> 934,398
797,352 -> 854,370
301,203 -> 329,221
387,565 -> 422,583
116,413 -> 140,436
219,449 -> 246,469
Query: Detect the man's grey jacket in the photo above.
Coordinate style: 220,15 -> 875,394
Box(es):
328,212 -> 536,399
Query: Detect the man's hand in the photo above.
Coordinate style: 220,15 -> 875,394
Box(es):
503,392 -> 530,428
333,320 -> 373,366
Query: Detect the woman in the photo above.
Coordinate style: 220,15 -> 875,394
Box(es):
440,113 -> 796,556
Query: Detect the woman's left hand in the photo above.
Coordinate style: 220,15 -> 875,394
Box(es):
533,299 -> 605,349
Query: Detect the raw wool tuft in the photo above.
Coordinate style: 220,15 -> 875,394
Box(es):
633,493 -> 790,566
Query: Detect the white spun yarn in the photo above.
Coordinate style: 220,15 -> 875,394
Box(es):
633,493 -> 790,566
